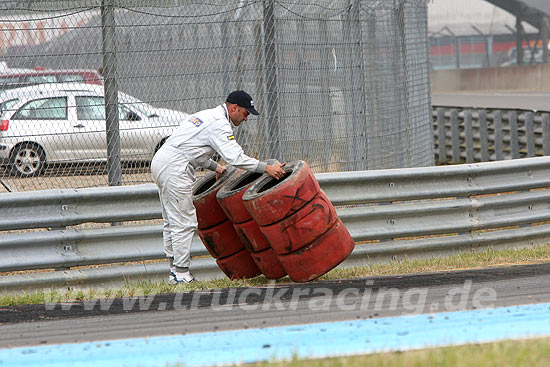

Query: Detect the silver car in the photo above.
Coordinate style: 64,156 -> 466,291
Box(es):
0,83 -> 187,176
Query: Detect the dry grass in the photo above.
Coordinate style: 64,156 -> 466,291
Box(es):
257,338 -> 550,367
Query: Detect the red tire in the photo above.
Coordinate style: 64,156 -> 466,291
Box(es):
260,190 -> 338,255
197,219 -> 244,259
193,166 -> 240,229
242,160 -> 321,226
216,170 -> 265,224
233,219 -> 271,252
216,247 -> 261,279
251,247 -> 287,279
277,219 -> 355,282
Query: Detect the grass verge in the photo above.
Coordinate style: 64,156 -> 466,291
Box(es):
255,337 -> 550,367
2,244 -> 550,307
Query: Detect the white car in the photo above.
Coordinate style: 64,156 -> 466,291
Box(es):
0,83 -> 187,176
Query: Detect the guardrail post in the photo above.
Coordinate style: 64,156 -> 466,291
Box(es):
525,112 -> 535,157
509,111 -> 520,159
543,113 -> 550,156
437,107 -> 447,164
465,110 -> 473,163
494,110 -> 503,160
479,110 -> 489,161
451,109 -> 461,163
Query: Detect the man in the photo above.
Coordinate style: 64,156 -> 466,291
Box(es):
151,90 -> 286,284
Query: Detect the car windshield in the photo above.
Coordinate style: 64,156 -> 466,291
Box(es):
58,74 -> 85,82
25,75 -> 57,84
0,76 -> 22,93
118,91 -> 158,117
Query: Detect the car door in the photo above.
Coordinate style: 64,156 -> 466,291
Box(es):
10,96 -> 74,162
117,102 -> 154,160
74,95 -> 108,160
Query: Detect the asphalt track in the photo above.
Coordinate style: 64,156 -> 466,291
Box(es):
1,262 -> 550,350
432,91 -> 550,111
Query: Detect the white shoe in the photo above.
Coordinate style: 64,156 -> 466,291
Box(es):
168,271 -> 177,284
173,271 -> 195,284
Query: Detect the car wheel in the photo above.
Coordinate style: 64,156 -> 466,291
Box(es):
9,143 -> 45,177
154,138 -> 168,154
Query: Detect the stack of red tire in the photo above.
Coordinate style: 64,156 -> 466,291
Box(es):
216,170 -> 287,279
192,167 -> 261,279
242,160 -> 355,282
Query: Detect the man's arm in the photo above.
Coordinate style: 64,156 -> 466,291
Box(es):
208,122 -> 286,179
215,163 -> 226,179
265,161 -> 286,180
208,123 -> 266,173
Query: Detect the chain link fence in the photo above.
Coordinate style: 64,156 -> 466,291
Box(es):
0,0 -> 433,192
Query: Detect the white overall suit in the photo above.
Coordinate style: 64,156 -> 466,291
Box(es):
151,103 -> 267,269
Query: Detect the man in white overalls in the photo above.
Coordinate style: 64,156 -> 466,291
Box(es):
151,90 -> 286,284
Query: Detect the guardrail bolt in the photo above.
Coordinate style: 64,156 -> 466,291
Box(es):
61,205 -> 68,211
63,245 -> 73,252
389,182 -> 394,188
388,219 -> 395,225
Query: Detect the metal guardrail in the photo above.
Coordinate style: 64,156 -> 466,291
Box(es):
2,157 -> 550,292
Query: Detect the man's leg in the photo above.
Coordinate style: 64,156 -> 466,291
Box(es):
159,197 -> 175,263
151,152 -> 176,278
161,166 -> 197,282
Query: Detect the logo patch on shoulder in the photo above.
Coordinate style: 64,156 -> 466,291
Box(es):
227,135 -> 235,140
189,116 -> 203,127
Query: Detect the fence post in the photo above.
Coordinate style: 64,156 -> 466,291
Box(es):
297,21 -> 308,161
319,19 -> 332,171
344,0 -> 368,170
101,0 -> 122,186
263,0 -> 281,160
396,1 -> 412,167
455,36 -> 460,69
254,23 -> 268,158
221,20 -> 230,96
